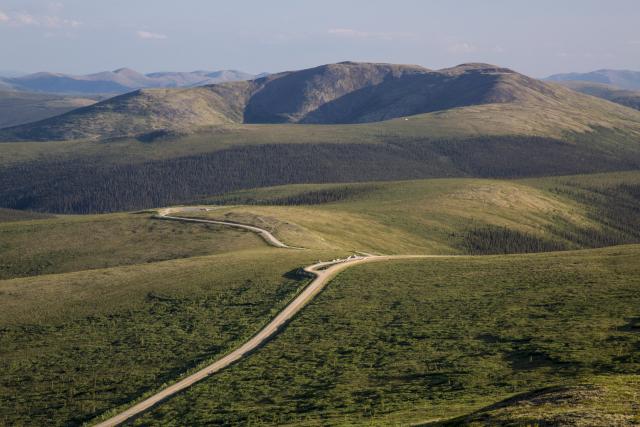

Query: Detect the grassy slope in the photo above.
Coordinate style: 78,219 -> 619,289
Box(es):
0,212 -> 263,280
0,248 -> 339,426
189,171 -> 640,254
2,87 -> 640,214
2,95 -> 640,167
4,171 -> 638,280
0,84 -> 252,141
133,245 -> 640,426
0,207 -> 53,222
432,375 -> 640,426
190,179 -> 570,254
1,172 -> 639,425
2,64 -> 640,214
0,90 -> 97,129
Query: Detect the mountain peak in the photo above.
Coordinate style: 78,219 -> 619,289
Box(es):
545,69 -> 640,91
439,63 -> 515,75
113,67 -> 142,76
5,61 -> 638,142
0,68 -> 258,94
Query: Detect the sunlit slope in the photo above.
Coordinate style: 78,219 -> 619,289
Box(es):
187,172 -> 640,254
431,375 -> 640,426
0,84 -> 252,141
0,212 -> 263,279
1,173 -> 639,426
132,245 -> 640,426
4,171 -> 638,280
186,178 -> 581,254
0,247 -> 335,426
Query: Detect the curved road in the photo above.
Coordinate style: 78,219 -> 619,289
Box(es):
94,209 -> 444,426
155,207 -> 302,249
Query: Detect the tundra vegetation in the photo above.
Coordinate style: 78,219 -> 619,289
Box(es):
2,62 -> 640,426
1,172 -> 640,425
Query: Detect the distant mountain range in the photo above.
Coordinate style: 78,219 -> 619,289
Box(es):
0,68 -> 262,95
544,69 -> 640,111
545,69 -> 640,91
552,81 -> 640,111
3,61 -> 640,142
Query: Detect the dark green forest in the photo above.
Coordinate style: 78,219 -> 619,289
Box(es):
1,136 -> 639,213
457,181 -> 640,254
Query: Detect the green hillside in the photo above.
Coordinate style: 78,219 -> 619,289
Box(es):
0,207 -> 53,222
0,248 -> 332,426
433,375 -> 640,426
0,85 -> 251,141
0,212 -> 262,280
191,171 -> 640,253
131,245 -> 640,426
3,172 -> 639,279
0,89 -> 97,129
1,62 -> 640,214
1,172 -> 639,426
2,128 -> 640,213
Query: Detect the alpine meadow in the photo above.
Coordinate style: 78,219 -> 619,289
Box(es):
1,1 -> 640,426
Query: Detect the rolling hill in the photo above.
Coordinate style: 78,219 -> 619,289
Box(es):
0,89 -> 98,129
546,69 -> 640,90
553,80 -> 640,110
2,62 -> 640,213
2,172 -> 640,426
0,84 -> 254,141
129,245 -> 640,426
0,68 -> 256,95
0,62 -> 640,140
4,62 -> 640,141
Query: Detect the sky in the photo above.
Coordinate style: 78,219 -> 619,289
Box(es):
0,0 -> 639,77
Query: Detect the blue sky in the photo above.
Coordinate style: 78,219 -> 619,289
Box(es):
0,0 -> 638,77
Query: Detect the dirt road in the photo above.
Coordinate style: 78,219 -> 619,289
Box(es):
155,207 -> 301,249
93,210 -> 443,426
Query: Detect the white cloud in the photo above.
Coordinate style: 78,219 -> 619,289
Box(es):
0,10 -> 80,28
448,42 -> 477,54
41,15 -> 80,28
328,28 -> 370,38
327,28 -> 412,41
137,30 -> 167,40
14,12 -> 37,26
